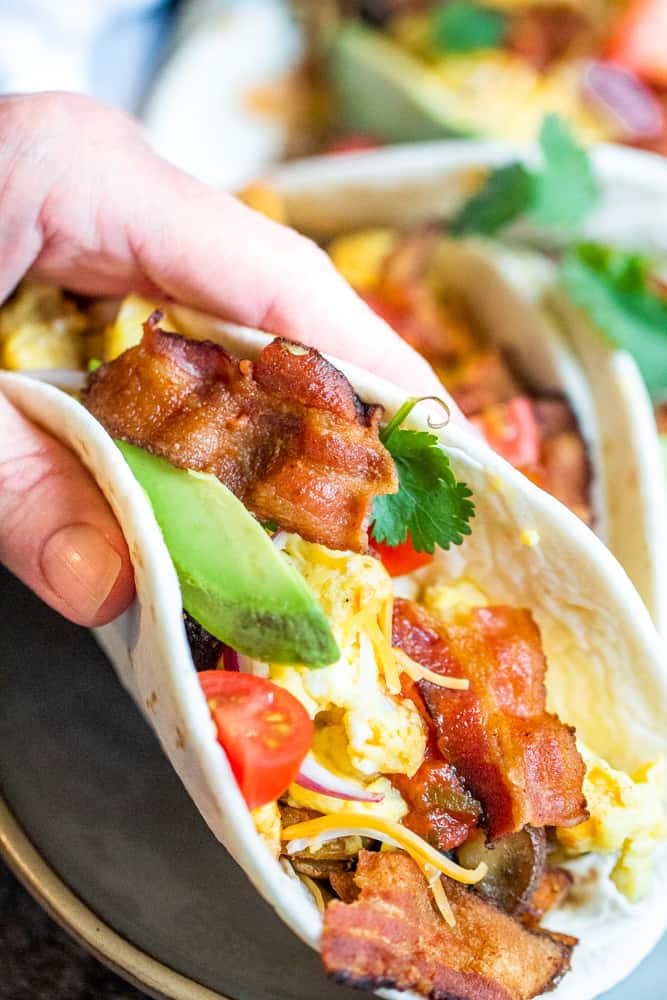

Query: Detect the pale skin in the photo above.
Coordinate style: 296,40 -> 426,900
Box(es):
0,92 -> 455,629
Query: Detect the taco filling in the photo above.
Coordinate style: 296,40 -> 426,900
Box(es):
79,311 -> 665,1000
328,223 -> 592,525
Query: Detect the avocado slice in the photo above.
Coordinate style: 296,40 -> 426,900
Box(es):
328,21 -> 478,143
117,441 -> 340,667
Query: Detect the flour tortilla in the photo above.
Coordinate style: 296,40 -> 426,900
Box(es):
1,312 -> 666,999
267,142 -> 667,636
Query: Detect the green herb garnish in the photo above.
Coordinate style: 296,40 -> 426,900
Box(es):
450,162 -> 535,236
560,243 -> 667,393
450,115 -> 598,236
531,115 -> 599,226
371,398 -> 475,553
432,1 -> 507,53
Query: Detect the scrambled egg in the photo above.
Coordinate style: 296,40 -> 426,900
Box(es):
422,577 -> 489,621
269,536 -> 426,822
328,228 -> 397,293
557,746 -> 667,902
0,282 -> 90,370
258,538 -> 667,906
252,801 -> 282,857
389,10 -> 611,144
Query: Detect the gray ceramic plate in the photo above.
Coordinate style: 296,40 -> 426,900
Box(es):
1,565 -> 665,999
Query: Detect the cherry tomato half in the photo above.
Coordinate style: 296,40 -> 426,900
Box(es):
470,396 -> 540,469
607,0 -> 667,87
369,532 -> 434,577
199,670 -> 313,810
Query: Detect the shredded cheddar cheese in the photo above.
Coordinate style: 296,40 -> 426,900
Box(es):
281,813 -> 487,886
425,863 -> 455,927
393,647 -> 469,690
297,872 -> 327,914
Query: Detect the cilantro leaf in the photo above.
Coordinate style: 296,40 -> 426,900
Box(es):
560,243 -> 667,393
532,115 -> 598,226
371,401 -> 475,553
432,1 -> 507,53
449,162 -> 535,236
449,114 -> 598,235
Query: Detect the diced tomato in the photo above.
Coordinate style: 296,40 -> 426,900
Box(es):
199,670 -> 313,810
325,133 -> 382,154
470,396 -> 540,469
369,532 -> 434,577
361,291 -> 409,331
607,0 -> 667,87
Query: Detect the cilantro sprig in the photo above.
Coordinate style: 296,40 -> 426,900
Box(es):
560,243 -> 667,393
432,1 -> 507,53
371,398 -> 475,553
450,115 -> 598,236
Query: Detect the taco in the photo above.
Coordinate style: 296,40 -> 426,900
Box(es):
265,141 -> 667,634
0,303 -> 666,1000
319,1 -> 666,155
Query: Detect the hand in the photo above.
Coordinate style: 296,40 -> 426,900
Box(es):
0,91 -> 453,627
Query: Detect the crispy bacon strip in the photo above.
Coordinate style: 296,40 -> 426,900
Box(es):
83,316 -> 397,552
393,599 -> 587,840
322,850 -> 573,1000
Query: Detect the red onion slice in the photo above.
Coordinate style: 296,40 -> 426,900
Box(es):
221,645 -> 240,671
582,60 -> 664,141
271,530 -> 289,551
295,753 -> 384,802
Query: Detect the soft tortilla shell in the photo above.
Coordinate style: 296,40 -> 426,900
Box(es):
268,142 -> 667,635
1,320 -> 666,999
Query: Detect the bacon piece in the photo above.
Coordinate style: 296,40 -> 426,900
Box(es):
83,315 -> 397,552
370,226 -> 478,366
532,399 -> 592,525
508,5 -> 592,71
449,349 -> 522,415
329,869 -> 360,904
321,850 -> 573,1000
656,402 -> 667,434
392,599 -> 587,840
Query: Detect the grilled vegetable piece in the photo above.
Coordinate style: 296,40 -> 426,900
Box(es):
281,804 -> 366,866
522,867 -> 574,929
321,850 -> 573,1000
393,598 -> 588,840
182,611 -> 223,671
84,314 -> 397,553
292,857 -> 354,880
329,869 -> 361,903
457,827 -> 547,915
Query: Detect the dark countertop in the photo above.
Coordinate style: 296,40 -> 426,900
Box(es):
0,860 -> 147,1000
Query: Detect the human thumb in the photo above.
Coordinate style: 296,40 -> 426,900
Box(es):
0,393 -> 134,626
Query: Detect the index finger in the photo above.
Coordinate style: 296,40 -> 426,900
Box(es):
130,163 -> 461,411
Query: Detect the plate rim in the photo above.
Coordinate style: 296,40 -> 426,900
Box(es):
0,796 -> 230,1000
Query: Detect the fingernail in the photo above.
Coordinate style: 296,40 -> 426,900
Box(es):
41,523 -> 122,621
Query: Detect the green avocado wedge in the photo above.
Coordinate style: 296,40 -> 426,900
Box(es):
116,442 -> 340,667
327,21 -> 478,143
